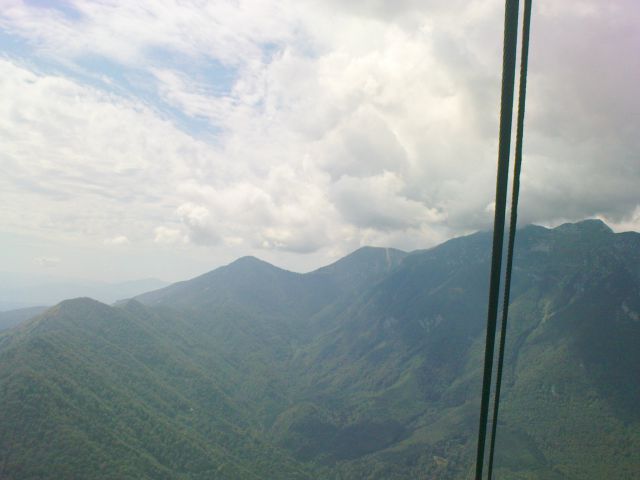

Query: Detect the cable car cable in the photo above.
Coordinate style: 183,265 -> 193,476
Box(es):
486,0 -> 533,478
474,0 -> 521,478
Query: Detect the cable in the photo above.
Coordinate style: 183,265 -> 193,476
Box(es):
473,0 -> 521,479
486,0 -> 533,478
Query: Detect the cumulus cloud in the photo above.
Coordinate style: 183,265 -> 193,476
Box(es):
604,206 -> 640,234
331,172 -> 444,230
517,0 -> 640,227
154,226 -> 186,245
175,164 -> 334,253
177,202 -> 220,245
1,0 -> 638,279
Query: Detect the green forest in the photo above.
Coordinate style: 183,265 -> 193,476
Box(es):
1,220 -> 639,479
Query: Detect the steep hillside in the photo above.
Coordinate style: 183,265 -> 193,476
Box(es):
131,247 -> 408,422
0,222 -> 638,479
277,220 -> 640,478
0,298 -> 310,480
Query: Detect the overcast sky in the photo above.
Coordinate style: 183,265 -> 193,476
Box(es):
0,0 -> 638,283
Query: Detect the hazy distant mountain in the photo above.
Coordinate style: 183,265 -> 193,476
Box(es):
0,276 -> 169,310
135,246 -> 406,315
0,306 -> 48,331
0,222 -> 638,479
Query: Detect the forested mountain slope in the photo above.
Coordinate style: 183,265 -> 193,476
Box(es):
0,221 -> 638,479
0,306 -> 47,331
282,220 -> 640,478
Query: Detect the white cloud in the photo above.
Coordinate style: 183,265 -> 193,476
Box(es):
104,235 -> 130,246
605,206 -> 640,234
0,59 -> 217,243
0,0 -> 299,66
1,0 -> 639,280
152,68 -> 236,123
175,164 -> 336,253
154,226 -> 186,245
177,202 -> 220,245
32,256 -> 61,268
331,172 -> 444,230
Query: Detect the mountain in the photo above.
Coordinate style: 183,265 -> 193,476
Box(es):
0,224 -> 638,479
131,247 -> 409,427
0,306 -> 48,331
0,297 -> 310,479
135,247 -> 407,318
282,220 -> 640,478
0,275 -> 169,310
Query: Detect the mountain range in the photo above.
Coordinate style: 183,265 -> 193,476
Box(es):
0,219 -> 638,479
0,275 -> 169,311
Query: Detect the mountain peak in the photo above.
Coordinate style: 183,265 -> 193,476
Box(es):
57,297 -> 108,311
554,218 -> 613,235
230,255 -> 272,266
12,297 -> 113,335
119,298 -> 149,315
223,255 -> 293,276
44,297 -> 112,322
347,246 -> 407,259
312,246 -> 407,275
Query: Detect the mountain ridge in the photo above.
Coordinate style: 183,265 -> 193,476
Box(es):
0,220 -> 638,479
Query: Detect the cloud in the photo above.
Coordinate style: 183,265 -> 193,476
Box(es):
331,172 -> 444,230
175,165 -> 334,253
104,235 -> 130,246
177,202 -> 220,246
1,0 -> 639,278
603,206 -> 640,234
152,68 -> 234,123
154,226 -> 185,245
0,59 -> 218,243
0,0 -> 298,66
514,0 -> 640,227
32,256 -> 61,268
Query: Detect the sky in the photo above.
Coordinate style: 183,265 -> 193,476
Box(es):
0,0 -> 638,283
